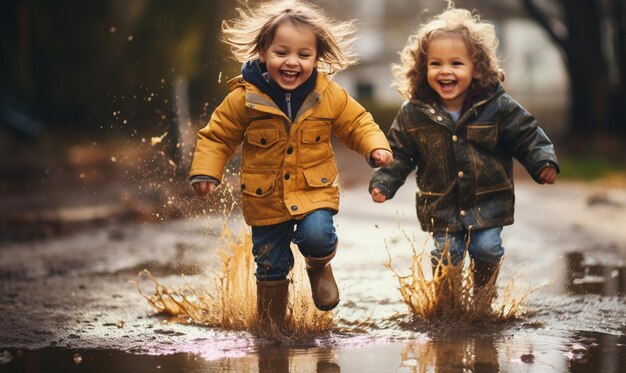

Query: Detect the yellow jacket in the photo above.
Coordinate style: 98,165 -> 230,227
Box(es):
190,73 -> 391,226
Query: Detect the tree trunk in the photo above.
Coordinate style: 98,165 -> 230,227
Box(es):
607,0 -> 626,135
563,0 -> 610,135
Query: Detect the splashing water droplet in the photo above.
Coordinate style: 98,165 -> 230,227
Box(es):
151,132 -> 168,146
136,226 -> 334,338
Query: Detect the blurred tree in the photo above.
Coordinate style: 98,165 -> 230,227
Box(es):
521,0 -> 626,136
0,0 -> 235,139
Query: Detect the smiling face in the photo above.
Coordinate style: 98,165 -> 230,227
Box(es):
258,21 -> 318,91
426,36 -> 476,112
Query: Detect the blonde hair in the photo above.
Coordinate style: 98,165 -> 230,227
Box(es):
392,5 -> 505,100
220,0 -> 358,75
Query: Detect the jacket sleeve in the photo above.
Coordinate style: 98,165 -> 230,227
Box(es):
331,86 -> 391,164
189,89 -> 247,182
498,95 -> 560,183
369,104 -> 417,199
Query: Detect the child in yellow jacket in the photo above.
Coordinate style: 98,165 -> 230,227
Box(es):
190,0 -> 392,332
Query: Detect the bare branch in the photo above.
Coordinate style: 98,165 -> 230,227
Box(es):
520,0 -> 566,50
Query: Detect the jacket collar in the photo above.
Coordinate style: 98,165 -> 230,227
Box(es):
239,60 -> 318,121
413,83 -> 504,114
227,70 -> 330,121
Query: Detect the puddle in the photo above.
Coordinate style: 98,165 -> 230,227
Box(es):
1,331 -> 624,373
1,185 -> 626,371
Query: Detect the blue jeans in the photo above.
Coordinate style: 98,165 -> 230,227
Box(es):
251,209 -> 338,281
431,227 -> 504,266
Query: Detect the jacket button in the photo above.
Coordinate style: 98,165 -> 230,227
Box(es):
259,138 -> 267,145
286,147 -> 293,154
284,173 -> 290,180
457,171 -> 464,178
241,184 -> 246,190
321,177 -> 328,183
460,210 -> 467,217
429,108 -> 436,114
452,135 -> 458,142
436,115 -> 443,121
315,135 -> 321,142
256,188 -> 262,195
291,205 -> 298,211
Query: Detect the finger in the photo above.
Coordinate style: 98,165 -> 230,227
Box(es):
208,183 -> 216,193
383,154 -> 393,166
374,194 -> 386,203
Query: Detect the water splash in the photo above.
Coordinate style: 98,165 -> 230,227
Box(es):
385,230 -> 536,323
136,224 -> 333,338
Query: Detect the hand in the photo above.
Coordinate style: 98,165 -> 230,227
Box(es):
371,149 -> 393,167
192,181 -> 216,196
371,187 -> 387,203
539,166 -> 557,184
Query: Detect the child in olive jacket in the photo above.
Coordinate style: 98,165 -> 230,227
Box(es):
191,0 -> 392,332
370,6 -> 558,294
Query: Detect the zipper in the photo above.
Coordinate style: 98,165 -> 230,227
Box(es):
285,93 -> 292,121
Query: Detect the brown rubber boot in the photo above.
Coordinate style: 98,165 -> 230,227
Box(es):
472,260 -> 500,299
305,246 -> 339,311
256,279 -> 289,333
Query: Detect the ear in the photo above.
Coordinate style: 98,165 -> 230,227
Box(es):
259,49 -> 266,63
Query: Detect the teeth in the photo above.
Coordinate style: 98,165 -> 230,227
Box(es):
282,71 -> 298,76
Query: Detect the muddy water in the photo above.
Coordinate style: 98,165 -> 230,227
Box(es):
1,180 -> 625,372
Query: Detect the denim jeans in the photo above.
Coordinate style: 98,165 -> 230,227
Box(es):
251,209 -> 338,281
431,227 -> 504,266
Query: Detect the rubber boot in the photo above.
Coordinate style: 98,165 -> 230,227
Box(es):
472,260 -> 500,299
256,279 -> 289,333
305,246 -> 339,311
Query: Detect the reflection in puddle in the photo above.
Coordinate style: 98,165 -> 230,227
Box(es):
400,336 -> 500,372
0,346 -> 340,373
3,332 -> 624,372
566,252 -> 625,295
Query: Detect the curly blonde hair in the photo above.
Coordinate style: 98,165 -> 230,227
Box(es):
220,0 -> 358,75
392,6 -> 504,100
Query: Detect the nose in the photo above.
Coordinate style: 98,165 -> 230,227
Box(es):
285,54 -> 298,66
440,64 -> 452,74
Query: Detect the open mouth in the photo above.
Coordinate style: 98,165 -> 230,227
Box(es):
280,70 -> 300,84
438,79 -> 457,92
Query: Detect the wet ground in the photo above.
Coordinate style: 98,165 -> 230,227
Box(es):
1,147 -> 626,372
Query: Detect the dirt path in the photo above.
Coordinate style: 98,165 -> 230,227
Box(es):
1,144 -> 625,371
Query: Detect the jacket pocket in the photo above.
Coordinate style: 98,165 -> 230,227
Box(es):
243,127 -> 281,168
246,128 -> 279,148
303,160 -> 338,187
302,160 -> 338,204
299,125 -> 332,166
467,124 -> 497,152
240,171 -> 276,197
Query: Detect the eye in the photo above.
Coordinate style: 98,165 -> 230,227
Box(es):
452,61 -> 464,66
429,61 -> 441,67
299,53 -> 312,59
